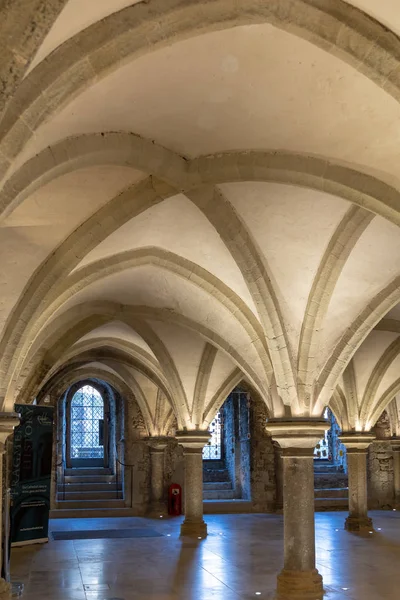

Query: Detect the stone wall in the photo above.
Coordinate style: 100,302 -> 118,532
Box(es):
223,396 -> 236,490
165,439 -> 184,501
202,389 -> 276,511
368,441 -> 394,509
239,395 -> 251,500
124,392 -> 150,514
368,412 -> 394,510
249,393 -> 276,512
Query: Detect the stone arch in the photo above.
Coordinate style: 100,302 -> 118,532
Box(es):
367,377 -> 400,430
202,368 -> 244,429
3,141 -> 400,410
0,0 -> 67,115
298,205 -> 374,408
2,0 -> 400,172
188,185 -> 297,412
192,343 -> 218,428
315,275 -> 400,413
0,132 -> 187,220
8,250 -> 270,412
28,246 -> 270,378
328,387 -> 350,432
40,342 -> 176,417
0,175 -> 175,400
12,298 -> 269,419
360,336 -> 400,424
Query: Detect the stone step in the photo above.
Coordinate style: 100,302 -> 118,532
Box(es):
63,475 -> 116,484
203,489 -> 237,500
314,473 -> 348,489
313,463 -> 341,473
203,481 -> 232,491
50,508 -> 135,519
203,499 -> 252,514
315,487 -> 348,499
57,482 -> 122,493
315,497 -> 348,511
64,468 -> 112,476
56,499 -> 125,510
57,490 -> 123,501
203,469 -> 231,483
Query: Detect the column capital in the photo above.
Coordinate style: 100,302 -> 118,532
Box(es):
175,430 -> 210,451
146,436 -> 172,452
339,432 -> 375,451
266,418 -> 329,449
0,411 -> 20,449
391,436 -> 400,451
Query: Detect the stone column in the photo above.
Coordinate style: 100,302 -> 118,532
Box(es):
0,412 -> 20,599
340,432 -> 375,532
147,437 -> 169,516
273,442 -> 284,512
391,437 -> 400,509
176,430 -> 210,537
266,418 -> 329,600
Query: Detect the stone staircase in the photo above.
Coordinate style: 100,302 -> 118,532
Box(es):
203,481 -> 237,500
314,462 -> 348,511
52,467 -> 130,518
202,465 -> 251,513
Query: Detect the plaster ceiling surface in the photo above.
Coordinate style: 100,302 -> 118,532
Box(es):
375,353 -> 400,406
0,165 -> 140,338
0,224 -> 63,339
78,361 -> 120,376
147,320 -> 208,408
3,1 -> 400,422
206,351 -> 240,406
346,0 -> 400,36
321,216 -> 400,358
27,0 -> 144,73
15,24 -> 400,183
128,369 -> 159,414
75,193 -> 258,315
385,305 -> 400,321
352,331 -> 400,402
220,182 -> 350,347
2,165 -> 141,227
76,322 -> 157,360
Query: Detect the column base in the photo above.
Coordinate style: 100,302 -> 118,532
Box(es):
0,579 -> 11,599
345,516 -> 373,532
148,502 -> 168,518
276,569 -> 323,600
180,519 -> 207,538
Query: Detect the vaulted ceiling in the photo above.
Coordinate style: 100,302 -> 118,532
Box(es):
1,0 -> 400,433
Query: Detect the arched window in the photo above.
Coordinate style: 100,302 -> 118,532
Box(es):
314,407 -> 331,460
203,410 -> 223,460
69,385 -> 105,467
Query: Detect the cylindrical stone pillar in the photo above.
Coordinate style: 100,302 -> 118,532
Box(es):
147,437 -> 169,516
0,412 -> 20,599
274,442 -> 284,512
391,438 -> 400,508
266,418 -> 329,600
340,433 -> 375,532
176,430 -> 210,538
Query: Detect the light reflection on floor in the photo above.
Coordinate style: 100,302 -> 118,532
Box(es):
10,511 -> 400,599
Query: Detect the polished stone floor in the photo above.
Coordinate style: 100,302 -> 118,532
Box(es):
10,511 -> 400,599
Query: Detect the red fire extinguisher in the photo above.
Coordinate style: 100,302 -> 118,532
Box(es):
168,483 -> 182,515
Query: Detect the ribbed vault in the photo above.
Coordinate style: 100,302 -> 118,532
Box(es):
0,0 -> 400,440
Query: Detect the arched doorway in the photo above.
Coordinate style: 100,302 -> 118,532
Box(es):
66,384 -> 109,468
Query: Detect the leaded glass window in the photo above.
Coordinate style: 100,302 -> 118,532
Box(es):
314,407 -> 331,460
70,386 -> 104,460
203,411 -> 222,460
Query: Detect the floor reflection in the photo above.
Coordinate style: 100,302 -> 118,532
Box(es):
9,511 -> 400,599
